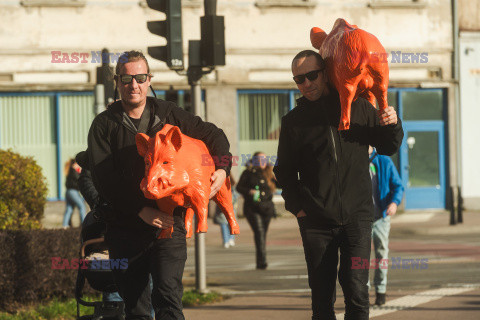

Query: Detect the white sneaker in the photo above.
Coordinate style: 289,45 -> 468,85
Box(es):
223,242 -> 230,249
228,239 -> 235,247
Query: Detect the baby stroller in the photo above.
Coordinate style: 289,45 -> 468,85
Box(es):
75,209 -> 125,320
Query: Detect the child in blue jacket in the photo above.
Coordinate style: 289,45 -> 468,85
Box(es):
368,146 -> 404,305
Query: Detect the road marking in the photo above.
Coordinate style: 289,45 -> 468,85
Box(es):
264,275 -> 308,279
336,286 -> 478,319
219,288 -> 311,295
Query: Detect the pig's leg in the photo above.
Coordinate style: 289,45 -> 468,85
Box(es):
156,198 -> 178,239
338,84 -> 357,131
158,228 -> 173,239
184,207 -> 194,238
371,75 -> 389,111
189,186 -> 210,233
213,179 -> 240,235
167,193 -> 194,238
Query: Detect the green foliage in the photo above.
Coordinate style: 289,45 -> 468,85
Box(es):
0,149 -> 48,230
182,289 -> 224,307
0,290 -> 224,319
0,295 -> 100,320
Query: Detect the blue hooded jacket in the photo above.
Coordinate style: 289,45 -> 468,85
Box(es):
370,150 -> 404,218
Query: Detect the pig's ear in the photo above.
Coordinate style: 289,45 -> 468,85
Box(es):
310,27 -> 327,50
136,133 -> 150,157
165,126 -> 182,152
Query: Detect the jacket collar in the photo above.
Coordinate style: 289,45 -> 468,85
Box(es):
108,97 -> 165,135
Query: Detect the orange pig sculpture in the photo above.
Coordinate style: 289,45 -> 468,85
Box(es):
310,18 -> 389,130
136,124 -> 240,239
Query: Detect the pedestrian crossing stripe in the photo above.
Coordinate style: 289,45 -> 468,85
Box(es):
336,285 -> 479,319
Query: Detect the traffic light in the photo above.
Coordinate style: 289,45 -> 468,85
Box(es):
95,48 -> 115,114
200,0 -> 225,67
147,0 -> 184,70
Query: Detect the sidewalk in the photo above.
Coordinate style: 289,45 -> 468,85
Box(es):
183,288 -> 480,320
42,203 -> 480,319
390,209 -> 480,236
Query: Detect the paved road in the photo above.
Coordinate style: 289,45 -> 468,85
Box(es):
182,212 -> 480,319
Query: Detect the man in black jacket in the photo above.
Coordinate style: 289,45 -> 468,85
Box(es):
274,50 -> 403,319
87,50 -> 231,320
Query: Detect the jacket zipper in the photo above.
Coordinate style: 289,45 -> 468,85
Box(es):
329,126 -> 344,225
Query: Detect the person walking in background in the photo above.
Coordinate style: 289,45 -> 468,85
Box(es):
213,174 -> 238,248
237,152 -> 278,270
62,158 -> 86,227
368,146 -> 404,306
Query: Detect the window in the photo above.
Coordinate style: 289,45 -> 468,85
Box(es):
154,90 -> 193,113
0,92 -> 94,199
401,90 -> 443,121
238,90 -> 297,164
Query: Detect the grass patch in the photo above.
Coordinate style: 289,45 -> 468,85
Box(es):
0,295 -> 100,320
182,289 -> 224,307
0,290 -> 224,319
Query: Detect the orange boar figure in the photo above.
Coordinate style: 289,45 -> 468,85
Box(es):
136,124 -> 240,239
310,18 -> 389,130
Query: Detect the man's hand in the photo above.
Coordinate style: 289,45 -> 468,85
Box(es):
378,106 -> 398,126
138,207 -> 174,229
386,203 -> 398,216
209,169 -> 227,199
296,210 -> 307,218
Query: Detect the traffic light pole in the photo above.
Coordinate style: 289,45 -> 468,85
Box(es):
189,67 -> 207,293
94,84 -> 106,115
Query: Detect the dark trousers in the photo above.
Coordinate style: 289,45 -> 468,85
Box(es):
107,211 -> 187,320
244,202 -> 273,268
297,217 -> 372,320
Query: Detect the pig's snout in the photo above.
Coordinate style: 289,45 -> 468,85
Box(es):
141,174 -> 173,199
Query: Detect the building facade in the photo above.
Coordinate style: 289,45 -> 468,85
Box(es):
0,0 -> 477,210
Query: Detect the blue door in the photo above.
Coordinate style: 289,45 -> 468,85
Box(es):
393,89 -> 447,209
401,122 -> 446,209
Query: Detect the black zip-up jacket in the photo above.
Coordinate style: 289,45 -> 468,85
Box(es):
87,97 -> 232,231
274,91 -> 403,226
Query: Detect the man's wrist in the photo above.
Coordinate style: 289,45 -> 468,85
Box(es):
215,166 -> 230,176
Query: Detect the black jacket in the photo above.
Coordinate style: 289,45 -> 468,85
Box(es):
87,97 -> 232,230
65,167 -> 80,190
237,166 -> 277,217
273,91 -> 403,226
237,166 -> 277,204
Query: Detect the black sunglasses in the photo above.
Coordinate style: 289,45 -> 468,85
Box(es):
117,74 -> 151,84
293,69 -> 323,85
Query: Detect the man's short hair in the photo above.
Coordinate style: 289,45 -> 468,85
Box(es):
115,50 -> 151,75
292,50 -> 325,70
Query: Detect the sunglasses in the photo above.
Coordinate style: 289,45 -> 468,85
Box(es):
117,74 -> 151,84
293,69 -> 323,85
